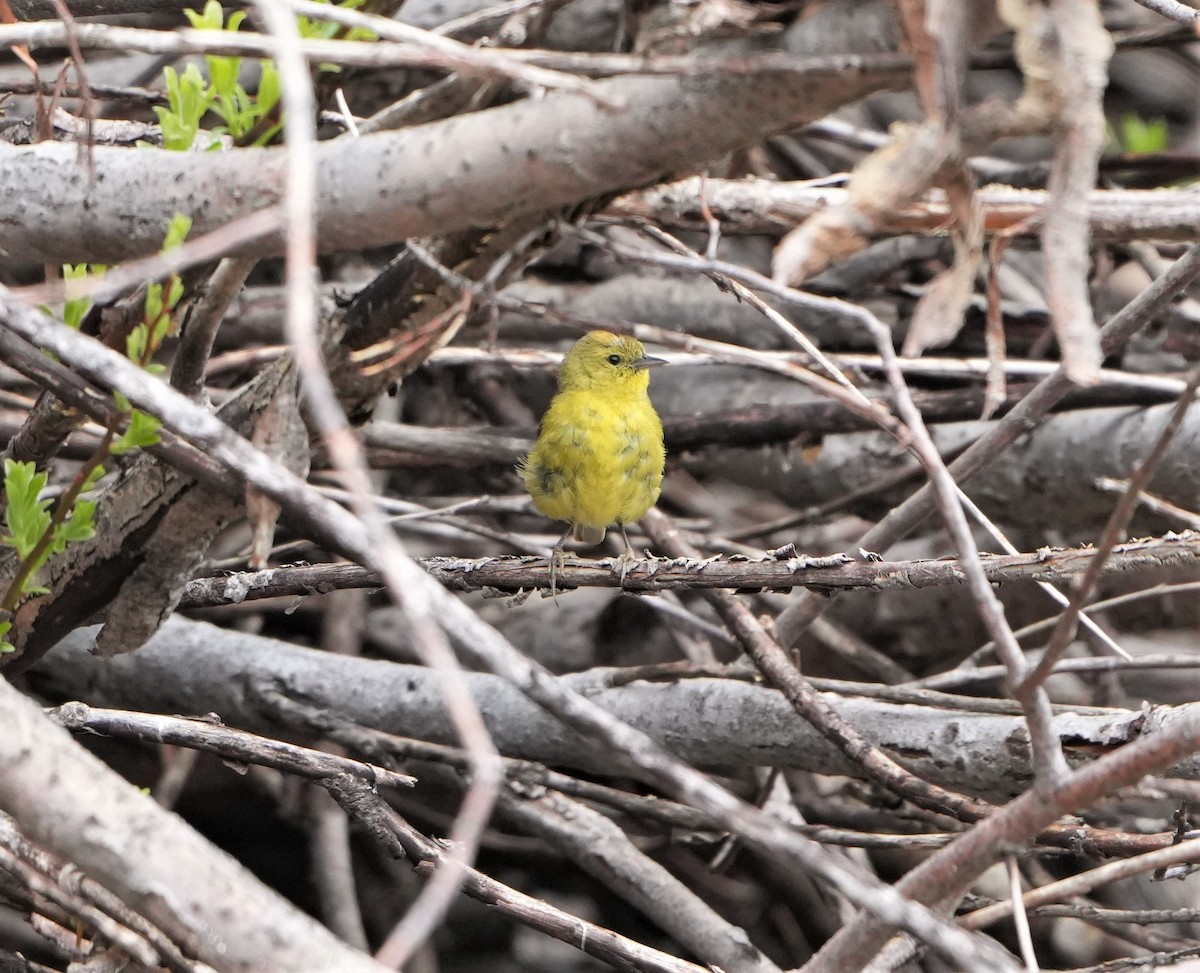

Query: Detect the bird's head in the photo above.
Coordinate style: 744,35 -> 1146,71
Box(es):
557,330 -> 666,396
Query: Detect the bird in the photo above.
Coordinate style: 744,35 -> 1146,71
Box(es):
519,330 -> 666,591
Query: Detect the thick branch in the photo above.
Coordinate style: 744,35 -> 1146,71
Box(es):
720,403 -> 1200,533
0,62 -> 903,263
34,617 -> 1200,801
609,178 -> 1200,242
0,674 -> 388,973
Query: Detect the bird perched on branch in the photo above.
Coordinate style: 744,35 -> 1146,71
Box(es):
519,330 -> 666,590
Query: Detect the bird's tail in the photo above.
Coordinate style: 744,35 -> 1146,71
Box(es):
573,523 -> 607,545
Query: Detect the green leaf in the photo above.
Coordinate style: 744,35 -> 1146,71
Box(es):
145,284 -> 164,327
166,275 -> 185,310
62,263 -> 102,329
1118,114 -> 1169,155
0,620 -> 13,653
54,499 -> 97,551
251,119 -> 286,147
2,460 -> 52,560
296,0 -> 376,73
127,323 -> 150,363
155,63 -> 213,152
112,410 -> 162,455
257,64 -> 281,117
81,464 -> 107,492
207,54 -> 241,104
184,0 -> 225,31
161,213 -> 193,252
40,263 -> 106,329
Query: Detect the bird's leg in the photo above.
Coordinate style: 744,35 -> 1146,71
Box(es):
549,523 -> 572,598
614,524 -> 638,589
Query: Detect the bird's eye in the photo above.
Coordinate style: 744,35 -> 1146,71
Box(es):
606,354 -> 621,366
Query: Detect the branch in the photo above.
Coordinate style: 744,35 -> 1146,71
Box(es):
0,673 -> 389,972
0,58 -> 904,263
324,775 -> 711,973
609,178 -> 1200,242
35,617 -> 1200,801
45,702 -> 416,789
1127,0 -> 1200,29
171,532 -> 1200,600
496,787 -> 782,973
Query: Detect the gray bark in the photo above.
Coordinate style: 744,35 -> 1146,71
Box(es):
0,65 -> 903,263
713,402 -> 1200,535
36,616 -> 1200,802
0,672 -> 388,973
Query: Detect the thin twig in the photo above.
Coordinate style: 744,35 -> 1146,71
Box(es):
174,531 -> 1200,603
1006,855 -> 1039,973
171,256 -> 258,399
18,208 -> 284,308
45,702 -> 415,789
961,837 -> 1200,930
1128,0 -> 1200,27
1021,361 -> 1200,694
250,2 -> 501,967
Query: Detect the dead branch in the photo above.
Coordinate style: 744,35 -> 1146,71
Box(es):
36,616 -> 1200,801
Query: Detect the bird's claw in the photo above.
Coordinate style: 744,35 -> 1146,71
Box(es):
548,545 -> 566,601
613,546 -> 638,590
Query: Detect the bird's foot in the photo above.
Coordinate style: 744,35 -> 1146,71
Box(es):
547,524 -> 574,601
614,525 -> 642,590
613,546 -> 639,589
548,545 -> 566,600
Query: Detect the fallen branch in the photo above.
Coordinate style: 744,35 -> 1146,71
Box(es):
610,178 -> 1200,242
178,531 -> 1200,601
35,617 -> 1200,802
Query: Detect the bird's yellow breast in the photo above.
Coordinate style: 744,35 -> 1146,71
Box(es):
521,389 -> 665,537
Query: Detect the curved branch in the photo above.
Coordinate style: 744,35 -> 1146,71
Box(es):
0,61 -> 903,263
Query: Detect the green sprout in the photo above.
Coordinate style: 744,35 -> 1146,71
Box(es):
184,1 -> 282,144
0,215 -> 189,653
1113,114 -> 1169,156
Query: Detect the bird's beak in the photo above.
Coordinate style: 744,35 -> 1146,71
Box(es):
633,355 -> 667,371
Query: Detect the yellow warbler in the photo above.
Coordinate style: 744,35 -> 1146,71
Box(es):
519,330 -> 666,576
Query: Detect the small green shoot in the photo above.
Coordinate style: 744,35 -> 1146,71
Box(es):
154,64 -> 215,152
2,459 -> 99,571
1,211 -> 181,652
1,458 -> 100,651
40,263 -> 106,330
184,1 -> 282,144
129,214 -> 192,374
0,399 -> 160,653
155,0 -> 378,150
297,0 -> 377,72
3,459 -> 56,562
112,410 -> 162,455
1113,114 -> 1169,156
